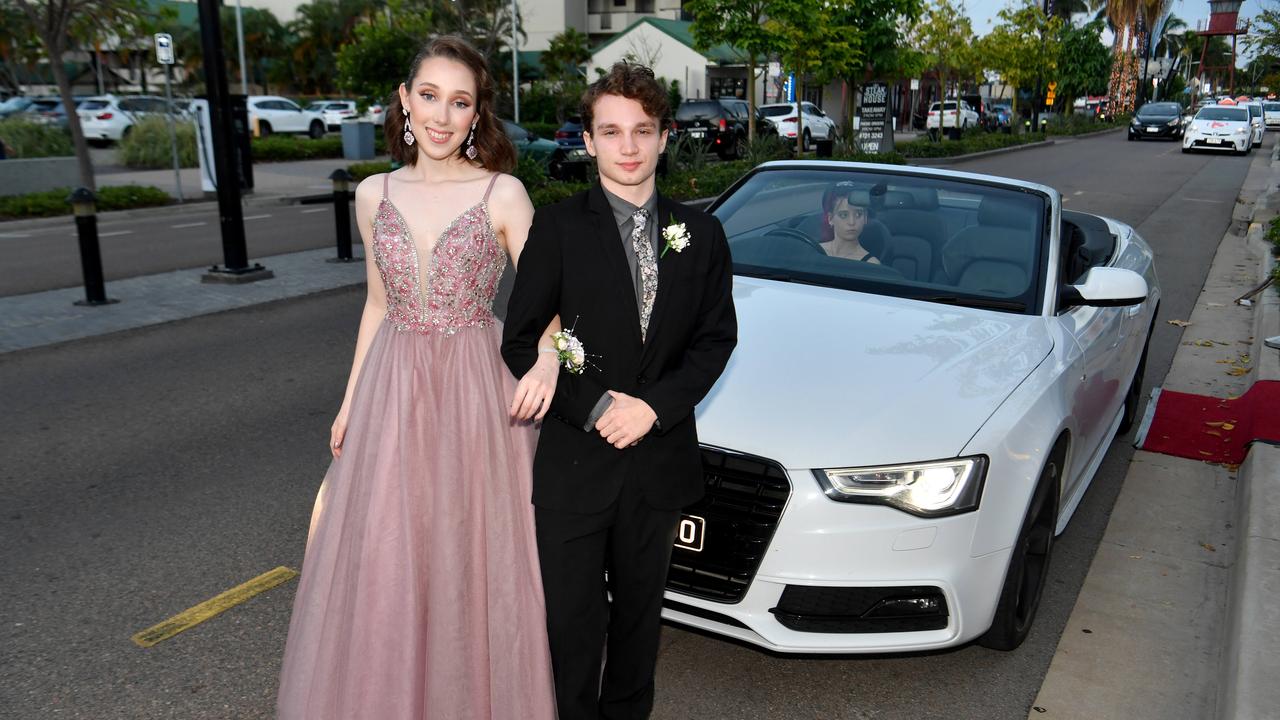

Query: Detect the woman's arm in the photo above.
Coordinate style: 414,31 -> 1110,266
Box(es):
330,173 -> 390,457
491,174 -> 561,421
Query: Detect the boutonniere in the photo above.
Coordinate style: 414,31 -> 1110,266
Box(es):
661,221 -> 690,258
542,318 -> 599,375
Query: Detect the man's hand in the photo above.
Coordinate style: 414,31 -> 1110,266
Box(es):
595,391 -> 657,449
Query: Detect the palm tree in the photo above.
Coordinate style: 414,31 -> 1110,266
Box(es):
1132,0 -> 1173,105
1105,0 -> 1140,110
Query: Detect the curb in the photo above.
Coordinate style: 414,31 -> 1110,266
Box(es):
1217,195 -> 1280,720
906,126 -> 1125,167
0,189 -> 301,232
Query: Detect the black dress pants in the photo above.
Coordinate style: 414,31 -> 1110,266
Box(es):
534,479 -> 681,720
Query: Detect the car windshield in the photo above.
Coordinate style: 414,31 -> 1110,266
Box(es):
79,100 -> 109,111
711,168 -> 1048,314
1196,107 -> 1248,121
760,105 -> 793,118
1265,103 -> 1280,111
930,102 -> 958,111
1248,104 -> 1262,118
676,101 -> 721,120
1137,103 -> 1180,118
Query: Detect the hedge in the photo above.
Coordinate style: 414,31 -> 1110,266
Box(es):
0,118 -> 73,158
0,184 -> 170,219
118,116 -> 198,169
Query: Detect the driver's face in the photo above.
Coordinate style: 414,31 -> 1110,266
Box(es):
829,198 -> 867,242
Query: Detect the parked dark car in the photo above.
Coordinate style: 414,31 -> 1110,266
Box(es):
672,97 -> 755,159
554,116 -> 585,150
1128,101 -> 1184,141
989,103 -> 1014,132
961,94 -> 999,131
503,119 -> 590,181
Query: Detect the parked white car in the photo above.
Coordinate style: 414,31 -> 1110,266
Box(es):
248,95 -> 327,139
662,160 -> 1159,654
1263,101 -> 1280,129
77,95 -> 176,145
305,99 -> 359,131
758,102 -> 839,149
926,100 -> 980,134
1242,101 -> 1265,147
1182,105 -> 1252,154
363,101 -> 386,127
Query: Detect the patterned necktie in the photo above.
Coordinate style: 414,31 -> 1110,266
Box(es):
632,208 -> 657,342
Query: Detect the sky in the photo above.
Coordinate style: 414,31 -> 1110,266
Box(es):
965,0 -> 1267,49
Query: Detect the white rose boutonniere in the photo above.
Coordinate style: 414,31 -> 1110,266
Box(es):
541,317 -> 599,375
661,221 -> 690,258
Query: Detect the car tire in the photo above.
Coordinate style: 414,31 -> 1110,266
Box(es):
1181,146 -> 1191,154
731,134 -> 746,160
1127,132 -> 1135,141
979,442 -> 1061,651
309,120 -> 325,140
258,121 -> 273,138
802,129 -> 812,152
1119,323 -> 1154,434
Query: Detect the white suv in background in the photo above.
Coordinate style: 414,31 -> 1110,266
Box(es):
927,100 -> 980,135
759,102 -> 839,149
306,99 -> 359,131
78,95 -> 176,145
248,95 -> 327,139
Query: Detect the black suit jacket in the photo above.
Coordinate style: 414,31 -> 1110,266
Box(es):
502,184 -> 737,514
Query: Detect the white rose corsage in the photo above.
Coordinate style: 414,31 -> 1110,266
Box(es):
661,221 -> 690,258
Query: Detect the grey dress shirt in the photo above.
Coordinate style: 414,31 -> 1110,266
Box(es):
583,186 -> 660,430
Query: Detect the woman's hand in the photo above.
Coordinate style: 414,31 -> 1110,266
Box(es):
330,405 -> 350,459
510,352 -> 559,421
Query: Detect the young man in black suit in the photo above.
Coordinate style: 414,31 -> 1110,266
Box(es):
501,62 -> 737,720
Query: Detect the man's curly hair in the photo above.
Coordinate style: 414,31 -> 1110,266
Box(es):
580,61 -> 671,132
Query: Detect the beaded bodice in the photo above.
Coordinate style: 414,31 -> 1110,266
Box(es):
371,174 -> 505,335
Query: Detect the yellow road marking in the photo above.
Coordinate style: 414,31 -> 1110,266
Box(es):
131,566 -> 299,648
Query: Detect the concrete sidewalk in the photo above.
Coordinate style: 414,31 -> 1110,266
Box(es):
94,156 -> 379,207
1029,144 -> 1280,719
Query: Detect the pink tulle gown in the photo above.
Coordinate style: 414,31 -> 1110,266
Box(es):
277,173 -> 556,720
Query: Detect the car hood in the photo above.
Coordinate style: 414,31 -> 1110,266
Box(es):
693,277 -> 1053,469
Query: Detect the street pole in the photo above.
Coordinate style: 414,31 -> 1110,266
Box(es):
511,0 -> 519,123
235,0 -> 249,97
163,63 -> 184,202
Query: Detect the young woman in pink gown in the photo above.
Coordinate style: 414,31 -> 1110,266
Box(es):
276,36 -> 559,720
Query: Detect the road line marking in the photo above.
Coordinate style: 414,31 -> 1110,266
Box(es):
300,207 -> 328,214
171,221 -> 207,229
1073,191 -> 1084,195
243,214 -> 272,220
69,230 -> 133,238
131,566 -> 298,648
0,232 -> 32,238
1184,197 -> 1224,204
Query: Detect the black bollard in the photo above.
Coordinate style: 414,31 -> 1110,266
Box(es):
326,169 -> 358,263
68,188 -> 118,307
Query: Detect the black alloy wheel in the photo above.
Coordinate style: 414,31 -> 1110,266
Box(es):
309,120 -> 325,140
258,121 -> 273,138
979,447 -> 1061,651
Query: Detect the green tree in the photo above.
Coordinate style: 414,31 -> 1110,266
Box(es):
335,7 -> 431,109
0,4 -> 42,95
1054,19 -> 1111,111
833,0 -> 926,133
284,0 -> 381,95
687,0 -> 776,140
912,0 -> 977,137
767,0 -> 862,155
542,27 -> 590,83
979,0 -> 1062,119
4,0 -> 161,189
166,6 -> 286,94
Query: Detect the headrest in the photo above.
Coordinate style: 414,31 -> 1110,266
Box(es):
978,198 -> 1036,229
907,188 -> 939,211
882,191 -> 914,209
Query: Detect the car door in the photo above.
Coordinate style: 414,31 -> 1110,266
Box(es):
1057,289 -> 1127,495
279,99 -> 307,132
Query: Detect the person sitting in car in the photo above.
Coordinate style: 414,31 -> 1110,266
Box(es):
820,184 -> 882,264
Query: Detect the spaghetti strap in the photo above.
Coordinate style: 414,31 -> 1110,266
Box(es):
382,173 -> 390,199
482,173 -> 499,203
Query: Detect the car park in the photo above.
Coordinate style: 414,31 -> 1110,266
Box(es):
758,101 -> 838,150
926,100 -> 979,136
503,119 -> 589,181
247,95 -> 327,139
305,99 -> 358,131
77,95 -> 178,145
1182,105 -> 1253,154
1128,102 -> 1184,141
661,160 -> 1159,654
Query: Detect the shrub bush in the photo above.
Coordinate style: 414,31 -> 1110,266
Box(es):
347,160 -> 393,182
0,118 -> 73,158
0,184 -> 170,219
521,122 -> 560,140
251,135 -> 344,162
118,116 -> 198,168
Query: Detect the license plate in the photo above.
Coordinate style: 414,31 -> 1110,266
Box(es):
1146,127 -> 1159,132
689,129 -> 705,138
674,514 -> 705,552
1208,137 -> 1222,144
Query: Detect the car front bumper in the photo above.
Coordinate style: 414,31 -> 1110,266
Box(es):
1130,123 -> 1181,138
661,460 -> 1011,653
1183,133 -> 1248,151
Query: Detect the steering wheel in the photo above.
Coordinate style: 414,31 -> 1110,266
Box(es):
763,227 -> 825,254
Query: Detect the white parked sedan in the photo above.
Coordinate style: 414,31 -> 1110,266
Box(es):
759,102 -> 839,150
1243,102 -> 1265,147
663,161 -> 1160,653
247,95 -> 327,139
1263,101 -> 1280,129
1182,105 -> 1252,154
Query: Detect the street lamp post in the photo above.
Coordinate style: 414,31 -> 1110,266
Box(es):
511,0 -> 519,123
235,0 -> 249,96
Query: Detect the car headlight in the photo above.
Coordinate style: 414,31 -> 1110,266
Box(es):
1167,118 -> 1179,127
1236,127 -> 1248,135
813,456 -> 987,517
1131,118 -> 1141,126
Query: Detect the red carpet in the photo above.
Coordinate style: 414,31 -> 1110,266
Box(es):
1137,380 -> 1280,465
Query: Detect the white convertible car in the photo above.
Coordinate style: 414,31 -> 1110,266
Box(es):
664,161 -> 1160,653
1182,105 -> 1253,154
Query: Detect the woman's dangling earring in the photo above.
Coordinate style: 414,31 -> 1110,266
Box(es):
465,120 -> 478,159
402,106 -> 415,147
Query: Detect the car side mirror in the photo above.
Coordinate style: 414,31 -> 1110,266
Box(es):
1061,267 -> 1148,308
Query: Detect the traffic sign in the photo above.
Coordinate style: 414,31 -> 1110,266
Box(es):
154,33 -> 174,65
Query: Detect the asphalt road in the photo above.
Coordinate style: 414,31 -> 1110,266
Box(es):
0,129 -> 1258,719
